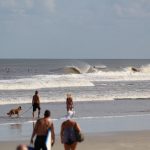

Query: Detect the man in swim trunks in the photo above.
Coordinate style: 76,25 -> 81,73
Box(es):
30,110 -> 55,150
32,90 -> 41,118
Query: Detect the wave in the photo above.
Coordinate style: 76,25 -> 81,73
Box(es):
64,65 -> 98,74
63,60 -> 108,74
114,97 -> 150,101
1,65 -> 150,91
0,74 -> 94,90
63,62 -> 150,75
124,64 -> 150,73
0,93 -> 150,105
64,63 -> 107,74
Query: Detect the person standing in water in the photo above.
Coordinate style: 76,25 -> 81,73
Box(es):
32,90 -> 41,118
66,94 -> 74,112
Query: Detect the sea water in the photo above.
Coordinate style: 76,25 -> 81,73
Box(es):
1,59 -> 150,140
0,59 -> 150,104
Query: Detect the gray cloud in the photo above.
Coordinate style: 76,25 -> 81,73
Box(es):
114,0 -> 150,17
0,0 -> 55,14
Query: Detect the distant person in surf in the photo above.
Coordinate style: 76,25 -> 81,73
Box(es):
32,90 -> 41,118
66,94 -> 74,112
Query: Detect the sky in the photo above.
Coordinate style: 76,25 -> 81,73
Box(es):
0,0 -> 150,59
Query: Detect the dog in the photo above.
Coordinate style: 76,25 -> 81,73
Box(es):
7,106 -> 22,117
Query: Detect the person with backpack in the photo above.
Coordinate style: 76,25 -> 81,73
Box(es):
60,112 -> 81,150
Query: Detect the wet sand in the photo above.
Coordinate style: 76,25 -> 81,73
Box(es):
1,100 -> 150,149
1,131 -> 150,150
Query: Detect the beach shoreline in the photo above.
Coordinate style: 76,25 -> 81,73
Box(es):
1,100 -> 150,149
1,130 -> 150,150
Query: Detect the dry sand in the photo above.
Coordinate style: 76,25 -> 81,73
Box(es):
1,130 -> 150,150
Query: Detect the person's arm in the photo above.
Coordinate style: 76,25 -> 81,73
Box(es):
50,122 -> 55,146
32,96 -> 34,106
30,120 -> 38,144
66,98 -> 68,105
75,122 -> 81,132
60,123 -> 64,144
30,130 -> 36,144
38,95 -> 40,104
71,99 -> 74,107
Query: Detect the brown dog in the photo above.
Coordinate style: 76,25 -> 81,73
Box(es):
7,106 -> 22,117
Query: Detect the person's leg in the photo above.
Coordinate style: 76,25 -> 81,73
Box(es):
38,106 -> 40,118
64,144 -> 71,150
70,143 -> 77,150
41,143 -> 47,150
32,105 -> 36,118
41,136 -> 47,150
32,111 -> 34,118
67,105 -> 69,112
34,137 -> 41,150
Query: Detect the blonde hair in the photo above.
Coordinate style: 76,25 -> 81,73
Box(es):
66,93 -> 72,98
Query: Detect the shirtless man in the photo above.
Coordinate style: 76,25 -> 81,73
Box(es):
30,110 -> 55,150
32,90 -> 41,118
66,94 -> 74,112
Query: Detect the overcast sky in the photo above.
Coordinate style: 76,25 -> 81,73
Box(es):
0,0 -> 150,59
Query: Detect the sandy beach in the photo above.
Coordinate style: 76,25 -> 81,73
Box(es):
1,131 -> 150,150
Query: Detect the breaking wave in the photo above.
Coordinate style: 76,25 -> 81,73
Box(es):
1,63 -> 150,90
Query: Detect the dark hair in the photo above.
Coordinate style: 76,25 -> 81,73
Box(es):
35,90 -> 38,94
44,110 -> 51,117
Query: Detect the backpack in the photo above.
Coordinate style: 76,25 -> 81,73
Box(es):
62,126 -> 76,145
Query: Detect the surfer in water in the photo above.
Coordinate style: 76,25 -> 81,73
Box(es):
66,94 -> 74,112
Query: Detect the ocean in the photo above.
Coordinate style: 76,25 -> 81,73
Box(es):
1,59 -> 150,141
0,59 -> 150,104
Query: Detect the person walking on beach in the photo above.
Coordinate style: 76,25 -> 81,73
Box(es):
66,94 -> 74,112
30,109 -> 55,150
32,90 -> 41,118
60,111 -> 81,150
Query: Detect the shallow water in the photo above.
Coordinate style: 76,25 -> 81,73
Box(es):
0,100 -> 150,141
1,113 -> 150,141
